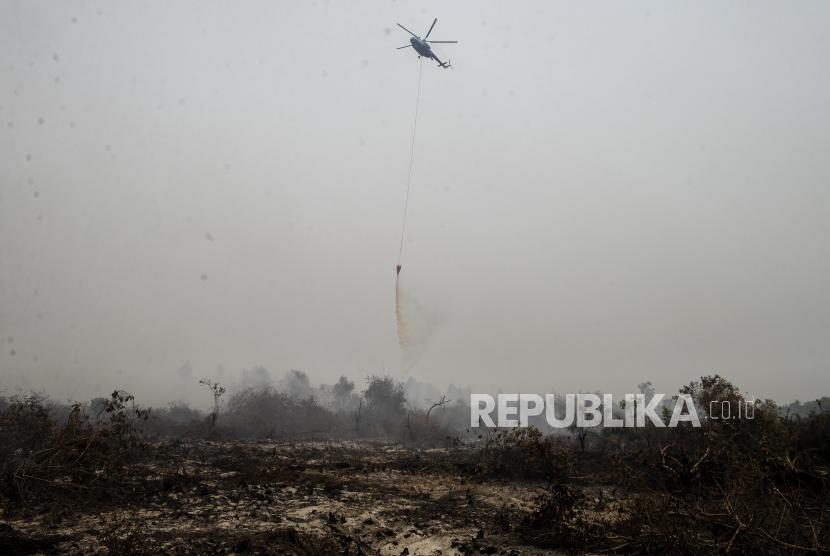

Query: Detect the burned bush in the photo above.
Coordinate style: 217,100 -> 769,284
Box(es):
222,386 -> 339,438
362,374 -> 407,435
517,483 -> 603,551
1,390 -> 150,505
143,401 -> 208,439
0,394 -> 54,460
475,426 -> 574,481
593,376 -> 830,554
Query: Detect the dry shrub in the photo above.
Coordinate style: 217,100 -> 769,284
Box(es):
223,387 -> 339,438
517,483 -> 605,550
475,426 -> 574,481
1,390 -> 150,505
602,377 -> 830,554
507,377 -> 830,554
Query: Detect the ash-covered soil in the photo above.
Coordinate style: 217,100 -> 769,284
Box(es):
2,440 -> 569,555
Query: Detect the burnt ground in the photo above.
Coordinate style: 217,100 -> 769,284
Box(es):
1,440 -> 588,555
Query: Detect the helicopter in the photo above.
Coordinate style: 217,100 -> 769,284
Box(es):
396,18 -> 457,69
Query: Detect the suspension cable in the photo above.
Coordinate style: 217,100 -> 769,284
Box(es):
397,58 -> 424,273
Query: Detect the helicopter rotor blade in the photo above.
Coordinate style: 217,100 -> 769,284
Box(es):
426,40 -> 458,43
424,18 -> 438,39
396,23 -> 418,38
397,45 -> 412,49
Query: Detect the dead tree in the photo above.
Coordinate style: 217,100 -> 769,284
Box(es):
199,378 -> 226,428
425,395 -> 451,427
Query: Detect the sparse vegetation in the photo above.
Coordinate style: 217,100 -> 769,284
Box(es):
1,374 -> 828,554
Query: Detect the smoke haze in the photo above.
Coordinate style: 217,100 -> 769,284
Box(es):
1,1 -> 829,407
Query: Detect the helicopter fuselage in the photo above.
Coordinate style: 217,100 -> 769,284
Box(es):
410,37 -> 433,58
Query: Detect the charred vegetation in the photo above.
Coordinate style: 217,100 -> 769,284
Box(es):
0,374 -> 827,554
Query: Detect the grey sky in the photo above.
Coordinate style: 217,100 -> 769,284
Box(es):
1,1 -> 829,406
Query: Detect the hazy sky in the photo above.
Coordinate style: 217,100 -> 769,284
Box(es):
1,1 -> 829,406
